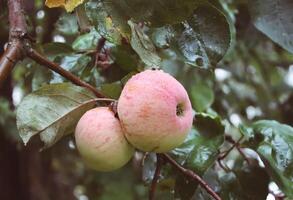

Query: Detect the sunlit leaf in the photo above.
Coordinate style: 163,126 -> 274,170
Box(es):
45,0 -> 85,12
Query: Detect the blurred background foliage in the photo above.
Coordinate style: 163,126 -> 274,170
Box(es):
0,0 -> 292,199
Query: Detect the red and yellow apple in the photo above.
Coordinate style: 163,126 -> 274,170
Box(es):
75,107 -> 134,171
118,69 -> 193,153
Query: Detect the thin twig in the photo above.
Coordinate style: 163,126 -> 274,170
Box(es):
149,154 -> 163,200
26,49 -> 105,98
162,153 -> 221,200
225,135 -> 250,165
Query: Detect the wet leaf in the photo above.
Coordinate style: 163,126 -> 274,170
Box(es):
103,0 -> 199,27
239,120 -> 293,197
72,29 -> 101,51
16,83 -> 97,148
128,21 -> 161,67
248,0 -> 293,53
169,2 -> 231,68
171,112 -> 225,199
85,0 -> 123,44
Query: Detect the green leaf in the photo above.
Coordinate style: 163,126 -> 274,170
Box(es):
190,82 -> 214,112
248,0 -> 293,53
111,45 -> 139,72
128,21 -> 161,67
169,2 -> 231,68
85,0 -> 122,44
171,112 -> 225,199
42,42 -> 74,60
60,54 -> 91,74
103,0 -> 199,27
100,82 -> 122,99
0,98 -> 18,140
194,158 -> 270,200
72,29 -> 101,51
239,120 -> 293,197
55,13 -> 79,36
16,83 -> 97,148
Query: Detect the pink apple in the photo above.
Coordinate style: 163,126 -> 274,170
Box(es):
75,107 -> 134,171
118,69 -> 193,153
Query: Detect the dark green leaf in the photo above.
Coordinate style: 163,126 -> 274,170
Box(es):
0,98 -> 18,141
16,83 -> 97,148
171,113 -> 225,198
239,120 -> 293,197
72,29 -> 101,51
85,0 -> 122,44
42,42 -> 74,60
169,2 -> 231,68
128,21 -> 161,67
103,0 -> 199,27
248,0 -> 293,53
100,82 -> 122,99
111,45 -> 140,72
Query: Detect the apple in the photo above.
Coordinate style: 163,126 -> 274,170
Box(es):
118,69 -> 193,153
75,107 -> 134,171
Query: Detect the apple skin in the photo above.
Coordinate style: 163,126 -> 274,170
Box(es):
118,69 -> 193,153
75,107 -> 134,171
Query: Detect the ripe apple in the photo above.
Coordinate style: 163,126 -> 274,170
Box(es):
75,107 -> 134,171
118,69 -> 193,153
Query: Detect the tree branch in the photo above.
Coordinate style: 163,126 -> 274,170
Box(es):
0,0 -> 27,88
149,154 -> 163,200
162,153 -> 222,200
0,43 -> 22,87
26,49 -> 104,97
0,0 -> 105,98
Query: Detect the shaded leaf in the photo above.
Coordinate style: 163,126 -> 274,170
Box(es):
55,13 -> 79,35
128,21 -> 161,67
169,2 -> 231,68
103,0 -> 199,27
42,42 -> 74,60
239,120 -> 293,197
85,0 -> 122,44
111,45 -> 140,72
248,0 -> 293,53
16,83 -> 97,148
171,113 -> 225,199
100,82 -> 122,99
72,29 -> 101,51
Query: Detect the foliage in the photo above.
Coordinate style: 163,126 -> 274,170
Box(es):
0,0 -> 293,199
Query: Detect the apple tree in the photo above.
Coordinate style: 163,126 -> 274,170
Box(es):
0,0 -> 292,199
